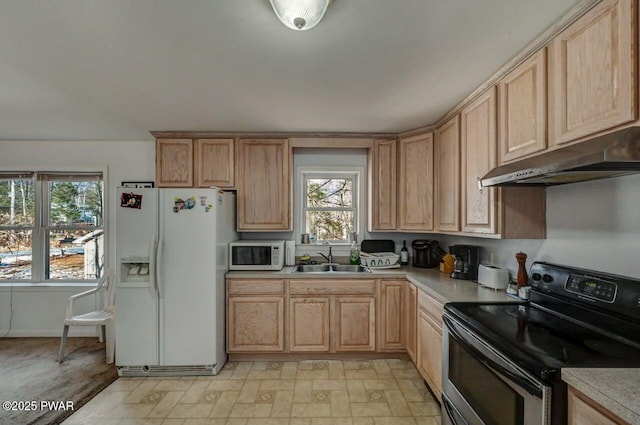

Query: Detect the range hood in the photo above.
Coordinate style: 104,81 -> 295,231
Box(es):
481,127 -> 640,187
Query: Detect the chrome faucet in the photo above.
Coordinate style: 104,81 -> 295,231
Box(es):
318,246 -> 333,264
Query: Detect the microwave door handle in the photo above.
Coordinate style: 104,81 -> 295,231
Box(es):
444,316 -> 543,398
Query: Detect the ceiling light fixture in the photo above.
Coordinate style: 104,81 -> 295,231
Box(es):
269,0 -> 331,31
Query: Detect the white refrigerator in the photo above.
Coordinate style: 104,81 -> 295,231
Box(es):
114,187 -> 237,376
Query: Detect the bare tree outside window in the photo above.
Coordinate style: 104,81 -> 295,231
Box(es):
304,176 -> 356,243
0,172 -> 104,281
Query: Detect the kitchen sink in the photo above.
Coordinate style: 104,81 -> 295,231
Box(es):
292,264 -> 370,273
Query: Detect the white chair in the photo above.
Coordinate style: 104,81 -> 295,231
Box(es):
59,268 -> 116,364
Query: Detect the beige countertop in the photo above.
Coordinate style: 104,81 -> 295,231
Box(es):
226,265 -> 514,304
562,368 -> 640,425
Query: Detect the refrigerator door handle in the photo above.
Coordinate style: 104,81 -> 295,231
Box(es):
148,237 -> 158,299
156,235 -> 164,299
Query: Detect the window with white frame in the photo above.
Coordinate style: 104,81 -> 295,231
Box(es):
0,171 -> 105,282
299,168 -> 362,244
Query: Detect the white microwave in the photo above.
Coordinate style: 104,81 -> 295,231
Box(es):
229,240 -> 285,271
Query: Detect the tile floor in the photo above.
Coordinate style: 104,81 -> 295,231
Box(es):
62,359 -> 441,425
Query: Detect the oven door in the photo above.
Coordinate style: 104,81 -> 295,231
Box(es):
442,313 -> 551,425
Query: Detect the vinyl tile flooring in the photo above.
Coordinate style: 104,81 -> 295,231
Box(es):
62,359 -> 441,425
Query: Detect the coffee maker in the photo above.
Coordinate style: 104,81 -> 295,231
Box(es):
449,245 -> 481,281
411,240 -> 445,268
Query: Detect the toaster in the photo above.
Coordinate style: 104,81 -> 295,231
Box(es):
477,264 -> 509,289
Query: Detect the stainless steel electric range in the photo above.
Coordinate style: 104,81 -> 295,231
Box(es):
442,262 -> 640,425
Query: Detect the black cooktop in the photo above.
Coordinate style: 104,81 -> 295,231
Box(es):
444,262 -> 640,382
445,302 -> 640,382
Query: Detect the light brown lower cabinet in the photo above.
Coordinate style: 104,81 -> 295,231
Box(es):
227,279 -> 285,352
568,386 -> 630,425
416,291 -> 444,402
378,280 -> 406,352
405,282 -> 418,363
286,279 -> 378,353
289,297 -> 330,352
335,296 -> 376,352
227,296 -> 284,352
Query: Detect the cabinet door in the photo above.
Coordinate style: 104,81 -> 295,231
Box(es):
236,139 -> 291,231
549,0 -> 634,146
499,49 -> 547,163
378,280 -> 405,352
434,115 -> 460,232
460,88 -> 497,234
405,282 -> 418,363
227,296 -> 284,352
417,309 -> 443,403
568,386 -> 627,425
156,139 -> 193,187
398,132 -> 434,231
370,139 -> 397,231
289,297 -> 330,352
195,138 -> 234,188
335,296 -> 376,352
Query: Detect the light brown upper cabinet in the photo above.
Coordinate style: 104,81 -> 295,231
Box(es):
156,139 -> 194,187
156,138 -> 235,188
461,88 -> 498,235
370,139 -> 397,231
499,49 -> 547,163
549,0 -> 635,147
398,132 -> 434,232
236,139 -> 291,231
434,115 -> 460,232
194,138 -> 234,188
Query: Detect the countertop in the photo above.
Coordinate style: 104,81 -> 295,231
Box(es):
226,265 -> 513,305
562,368 -> 640,424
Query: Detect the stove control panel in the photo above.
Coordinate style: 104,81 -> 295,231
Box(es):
529,262 -> 640,320
565,274 -> 617,303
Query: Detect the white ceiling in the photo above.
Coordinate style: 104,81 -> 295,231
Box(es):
0,0 -> 577,141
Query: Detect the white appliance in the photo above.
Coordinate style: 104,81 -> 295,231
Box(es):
228,240 -> 285,271
115,187 -> 237,376
285,240 -> 296,266
477,264 -> 509,289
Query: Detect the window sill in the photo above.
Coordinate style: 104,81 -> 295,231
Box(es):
0,282 -> 97,291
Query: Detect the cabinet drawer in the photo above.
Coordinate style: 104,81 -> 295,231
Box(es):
289,279 -> 376,295
227,279 -> 284,295
418,290 -> 444,328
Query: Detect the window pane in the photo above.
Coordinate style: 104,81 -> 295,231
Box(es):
0,230 -> 32,280
47,230 -> 104,280
49,180 -> 103,227
0,178 -> 35,226
306,178 -> 353,208
306,210 -> 354,242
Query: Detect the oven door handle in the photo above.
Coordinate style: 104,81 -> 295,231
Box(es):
443,397 -> 470,425
444,315 -> 544,398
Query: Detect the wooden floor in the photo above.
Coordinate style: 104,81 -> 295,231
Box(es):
63,359 -> 441,425
0,337 -> 118,425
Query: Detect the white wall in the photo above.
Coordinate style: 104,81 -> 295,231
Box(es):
439,173 -> 640,278
0,140 -> 155,336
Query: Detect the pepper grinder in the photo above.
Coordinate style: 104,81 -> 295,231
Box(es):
516,252 -> 528,288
